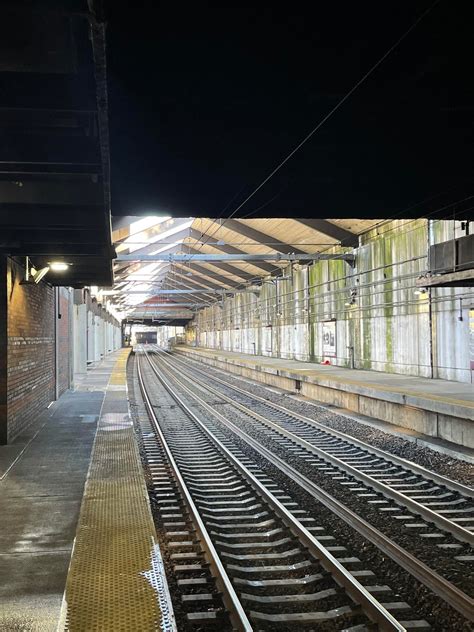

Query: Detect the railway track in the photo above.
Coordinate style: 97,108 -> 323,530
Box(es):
156,348 -> 473,544
133,347 -> 438,630
143,346 -> 473,624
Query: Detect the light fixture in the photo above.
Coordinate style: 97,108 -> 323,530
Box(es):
49,261 -> 69,272
20,257 -> 49,285
414,288 -> 427,296
30,266 -> 50,284
345,288 -> 358,307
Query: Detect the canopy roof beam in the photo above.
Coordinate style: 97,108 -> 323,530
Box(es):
295,219 -> 358,247
115,227 -> 192,256
166,270 -> 230,292
160,278 -> 221,303
170,262 -> 249,287
105,289 -> 223,295
183,245 -> 256,281
131,302 -> 208,307
222,219 -> 306,255
188,228 -> 277,274
116,253 -> 355,262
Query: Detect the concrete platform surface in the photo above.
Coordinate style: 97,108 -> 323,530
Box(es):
60,348 -> 174,632
0,352 -> 121,631
175,346 -> 474,449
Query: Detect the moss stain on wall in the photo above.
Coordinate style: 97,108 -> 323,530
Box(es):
191,218 -> 470,383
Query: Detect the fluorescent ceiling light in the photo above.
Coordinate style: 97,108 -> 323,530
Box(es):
49,261 -> 69,271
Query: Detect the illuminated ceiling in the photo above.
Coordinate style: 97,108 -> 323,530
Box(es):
106,217 -> 384,324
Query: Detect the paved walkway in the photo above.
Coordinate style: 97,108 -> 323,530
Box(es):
0,352 -> 120,631
60,348 -> 171,631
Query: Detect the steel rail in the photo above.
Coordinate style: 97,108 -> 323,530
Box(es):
161,349 -> 473,544
171,348 -> 473,498
151,349 -> 474,621
142,348 -> 407,632
136,353 -> 253,632
151,350 -> 474,622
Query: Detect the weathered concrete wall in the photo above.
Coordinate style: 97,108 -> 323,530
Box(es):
429,220 -> 472,382
190,219 -> 473,383
155,325 -> 185,348
356,220 -> 431,376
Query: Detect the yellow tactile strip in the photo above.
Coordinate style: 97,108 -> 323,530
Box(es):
63,349 -> 174,631
109,350 -> 128,386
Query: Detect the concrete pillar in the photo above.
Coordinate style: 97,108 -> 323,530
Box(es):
87,311 -> 94,364
55,287 -> 73,397
73,304 -> 87,374
98,318 -> 102,359
101,318 -> 105,358
68,288 -> 74,389
94,317 -> 101,362
54,287 -> 60,400
0,256 -> 7,444
106,321 -> 111,355
101,318 -> 106,358
95,317 -> 99,361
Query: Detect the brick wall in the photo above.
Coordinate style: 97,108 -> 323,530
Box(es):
0,259 -> 120,444
6,259 -> 55,442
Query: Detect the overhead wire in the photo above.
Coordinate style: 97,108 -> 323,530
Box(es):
120,1 -> 454,306
123,3 -> 473,314
153,0 -> 446,295
188,0 -> 441,257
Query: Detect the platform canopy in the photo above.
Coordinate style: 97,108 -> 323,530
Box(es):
0,2 -> 115,287
109,215 -> 383,324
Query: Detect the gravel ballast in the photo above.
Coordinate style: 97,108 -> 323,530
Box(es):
176,351 -> 473,487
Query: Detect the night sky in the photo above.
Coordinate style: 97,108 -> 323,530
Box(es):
105,2 -> 474,220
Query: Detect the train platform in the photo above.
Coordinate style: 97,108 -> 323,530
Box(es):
0,349 -> 173,631
174,345 -> 474,458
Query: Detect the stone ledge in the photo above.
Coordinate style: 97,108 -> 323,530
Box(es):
175,347 -> 474,449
